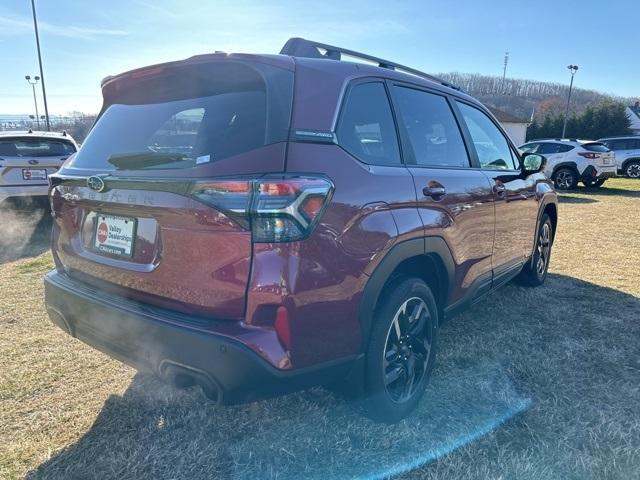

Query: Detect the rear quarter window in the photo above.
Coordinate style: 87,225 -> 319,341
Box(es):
337,82 -> 401,165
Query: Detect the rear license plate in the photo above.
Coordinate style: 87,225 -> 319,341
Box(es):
22,169 -> 47,180
94,214 -> 137,257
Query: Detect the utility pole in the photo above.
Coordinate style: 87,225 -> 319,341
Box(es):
30,0 -> 50,131
25,75 -> 41,129
562,64 -> 579,138
501,52 -> 509,93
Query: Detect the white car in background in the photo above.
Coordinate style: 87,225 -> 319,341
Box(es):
597,136 -> 640,178
0,131 -> 78,204
518,139 -> 617,190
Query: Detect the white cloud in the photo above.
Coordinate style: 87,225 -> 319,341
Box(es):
0,13 -> 127,40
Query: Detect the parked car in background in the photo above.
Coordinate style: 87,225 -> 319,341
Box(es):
597,136 -> 640,178
45,38 -> 558,421
519,139 -> 616,189
0,130 -> 78,204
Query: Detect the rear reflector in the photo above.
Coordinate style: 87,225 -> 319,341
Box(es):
274,306 -> 292,350
190,175 -> 333,242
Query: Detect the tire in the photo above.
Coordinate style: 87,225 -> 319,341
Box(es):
552,168 -> 578,190
363,276 -> 438,422
624,161 -> 640,179
515,213 -> 554,287
582,178 -> 606,188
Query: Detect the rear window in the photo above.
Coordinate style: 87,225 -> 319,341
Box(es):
69,61 -> 293,171
0,138 -> 76,157
581,142 -> 609,153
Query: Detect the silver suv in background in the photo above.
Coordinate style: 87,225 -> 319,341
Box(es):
0,131 -> 78,204
597,136 -> 640,178
519,139 -> 616,190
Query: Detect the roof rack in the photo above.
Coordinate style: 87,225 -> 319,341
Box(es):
280,37 -> 461,91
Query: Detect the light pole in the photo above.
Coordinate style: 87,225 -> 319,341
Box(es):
501,52 -> 509,93
29,0 -> 50,131
562,64 -> 579,138
25,75 -> 41,129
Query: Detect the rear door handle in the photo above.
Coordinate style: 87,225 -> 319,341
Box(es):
423,186 -> 446,200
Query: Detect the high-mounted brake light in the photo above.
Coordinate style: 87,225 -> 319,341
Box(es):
578,152 -> 599,159
189,175 -> 334,242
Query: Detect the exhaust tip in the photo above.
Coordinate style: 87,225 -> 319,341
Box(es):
159,361 -> 223,404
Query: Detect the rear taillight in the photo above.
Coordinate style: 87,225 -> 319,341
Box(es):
578,152 -> 599,159
190,175 -> 334,242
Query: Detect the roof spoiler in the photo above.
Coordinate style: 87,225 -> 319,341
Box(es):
280,37 -> 461,91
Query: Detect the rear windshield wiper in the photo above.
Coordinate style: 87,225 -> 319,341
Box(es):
107,151 -> 190,170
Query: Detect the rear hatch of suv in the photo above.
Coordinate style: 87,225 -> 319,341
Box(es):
0,136 -> 75,190
49,55 -> 294,320
580,142 -> 616,168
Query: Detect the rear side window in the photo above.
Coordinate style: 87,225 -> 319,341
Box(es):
69,61 -> 293,171
337,82 -> 401,165
537,143 -> 573,154
582,142 -> 609,153
392,87 -> 470,168
604,139 -> 638,150
0,138 -> 76,157
456,102 -> 517,170
519,143 -> 539,153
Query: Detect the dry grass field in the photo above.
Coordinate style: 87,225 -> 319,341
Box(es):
1,179 -> 639,480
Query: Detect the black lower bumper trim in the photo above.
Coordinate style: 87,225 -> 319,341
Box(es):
580,165 -> 616,181
44,271 -> 358,404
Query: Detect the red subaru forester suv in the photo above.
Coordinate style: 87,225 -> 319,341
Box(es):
45,38 -> 557,421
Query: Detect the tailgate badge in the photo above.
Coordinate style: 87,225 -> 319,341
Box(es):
87,176 -> 106,192
28,159 -> 39,165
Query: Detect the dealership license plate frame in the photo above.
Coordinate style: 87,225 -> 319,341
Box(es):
22,168 -> 47,181
93,213 -> 137,258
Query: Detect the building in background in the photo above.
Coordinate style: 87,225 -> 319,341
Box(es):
487,106 -> 530,145
625,102 -> 640,135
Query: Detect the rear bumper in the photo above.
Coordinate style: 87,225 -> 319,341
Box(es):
0,185 -> 48,203
580,165 -> 617,181
44,271 -> 357,404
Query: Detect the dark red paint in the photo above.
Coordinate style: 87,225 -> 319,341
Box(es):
47,51 -> 558,384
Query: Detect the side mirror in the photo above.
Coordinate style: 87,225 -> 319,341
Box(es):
521,152 -> 546,174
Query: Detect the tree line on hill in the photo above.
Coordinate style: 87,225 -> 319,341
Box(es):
438,72 -> 635,140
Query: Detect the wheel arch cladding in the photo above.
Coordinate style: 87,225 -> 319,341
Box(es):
358,237 -> 454,349
552,161 -> 579,177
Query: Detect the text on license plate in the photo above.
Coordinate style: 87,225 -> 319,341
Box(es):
94,214 -> 136,257
22,169 -> 47,180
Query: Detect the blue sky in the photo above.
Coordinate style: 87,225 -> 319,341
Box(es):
1,0 -> 638,114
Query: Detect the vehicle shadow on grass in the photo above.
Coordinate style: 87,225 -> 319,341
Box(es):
27,275 -> 640,480
558,195 -> 598,204
581,185 -> 640,198
0,199 -> 51,265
